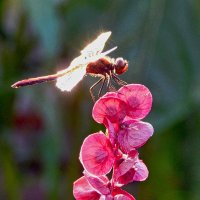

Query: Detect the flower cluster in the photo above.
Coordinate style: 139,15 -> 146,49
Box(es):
73,84 -> 154,200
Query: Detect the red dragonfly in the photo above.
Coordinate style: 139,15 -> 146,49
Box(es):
11,31 -> 128,101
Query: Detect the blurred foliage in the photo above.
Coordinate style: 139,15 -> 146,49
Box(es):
0,0 -> 200,199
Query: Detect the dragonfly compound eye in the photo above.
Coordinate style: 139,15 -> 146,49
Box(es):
115,57 -> 128,75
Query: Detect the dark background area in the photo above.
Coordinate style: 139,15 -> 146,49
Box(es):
0,0 -> 200,199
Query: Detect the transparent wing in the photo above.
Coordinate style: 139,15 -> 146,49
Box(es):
80,31 -> 112,57
69,46 -> 117,68
55,31 -> 116,92
56,65 -> 86,92
66,31 -> 115,71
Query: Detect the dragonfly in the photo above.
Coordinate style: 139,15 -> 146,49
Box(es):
11,31 -> 128,101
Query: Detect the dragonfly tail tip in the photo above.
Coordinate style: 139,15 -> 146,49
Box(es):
11,83 -> 18,88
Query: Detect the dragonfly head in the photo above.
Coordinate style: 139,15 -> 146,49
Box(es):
114,57 -> 128,75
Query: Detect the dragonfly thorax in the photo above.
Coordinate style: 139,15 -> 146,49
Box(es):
86,57 -> 115,76
86,56 -> 128,77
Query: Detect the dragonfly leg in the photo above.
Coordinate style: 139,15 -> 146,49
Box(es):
106,73 -> 116,92
97,77 -> 106,99
90,77 -> 104,102
112,74 -> 127,86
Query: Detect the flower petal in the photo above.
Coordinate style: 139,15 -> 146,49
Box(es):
105,119 -> 119,146
113,153 -> 148,186
92,97 -> 127,124
113,188 -> 136,200
113,152 -> 138,186
118,120 -> 154,153
80,132 -> 115,176
132,159 -> 149,181
84,171 -> 110,195
114,194 -> 134,200
117,84 -> 152,120
73,176 -> 101,200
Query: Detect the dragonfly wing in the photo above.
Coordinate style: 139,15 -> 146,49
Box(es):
56,65 -> 86,92
69,55 -> 88,69
56,31 -> 115,92
99,46 -> 117,57
66,32 -> 115,73
80,31 -> 111,57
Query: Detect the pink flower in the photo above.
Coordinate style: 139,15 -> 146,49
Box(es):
93,84 -> 153,153
113,150 -> 149,186
92,97 -> 127,125
79,131 -> 149,187
116,120 -> 153,153
74,84 -> 154,200
80,132 -> 115,176
93,84 -> 152,126
73,172 -> 136,200
73,176 -> 101,200
117,84 -> 152,120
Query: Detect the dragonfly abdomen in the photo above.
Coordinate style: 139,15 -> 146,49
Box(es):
11,74 -> 59,88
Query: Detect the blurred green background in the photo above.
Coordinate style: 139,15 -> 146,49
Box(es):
0,0 -> 200,199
